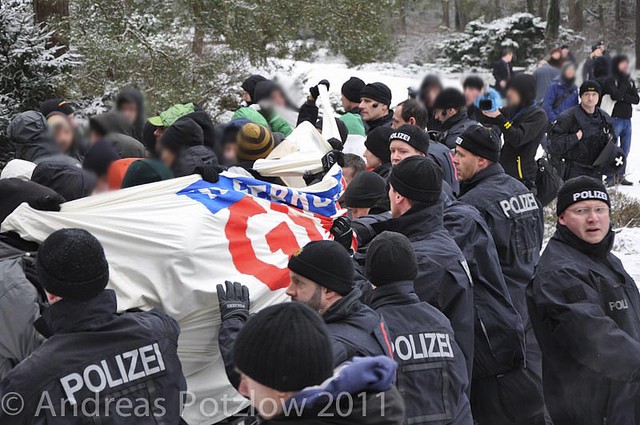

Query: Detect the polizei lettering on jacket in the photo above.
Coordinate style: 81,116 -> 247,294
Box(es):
392,332 -> 454,361
499,193 -> 538,218
59,343 -> 166,405
572,190 -> 609,203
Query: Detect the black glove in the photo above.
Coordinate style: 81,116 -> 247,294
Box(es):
327,137 -> 343,151
195,165 -> 220,183
217,281 -> 250,321
331,216 -> 353,252
322,150 -> 344,172
309,80 -> 330,101
28,194 -> 65,212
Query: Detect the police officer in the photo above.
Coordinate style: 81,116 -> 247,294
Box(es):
528,177 -> 640,425
367,156 -> 474,381
366,231 -> 473,425
453,125 -> 548,423
218,240 -> 391,387
0,229 -> 186,425
548,80 -> 622,181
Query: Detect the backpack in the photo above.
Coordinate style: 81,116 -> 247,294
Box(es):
535,155 -> 563,206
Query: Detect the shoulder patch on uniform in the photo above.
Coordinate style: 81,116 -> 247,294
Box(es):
562,285 -> 587,303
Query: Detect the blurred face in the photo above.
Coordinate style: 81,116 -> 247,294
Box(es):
593,49 -> 603,58
348,207 -> 371,219
286,272 -> 325,312
94,176 -> 109,194
559,200 -> 610,244
581,92 -> 599,109
390,141 -> 424,166
599,44 -> 606,53
426,87 -> 441,108
506,88 -> 521,107
242,90 -> 252,102
561,47 -> 569,58
363,149 -> 382,169
504,53 -> 513,62
49,118 -> 74,152
464,87 -> 481,106
238,373 -> 291,420
270,90 -> 286,108
224,143 -> 237,163
154,127 -> 165,142
618,59 -> 630,75
118,101 -> 138,125
551,51 -> 561,60
434,108 -> 455,123
359,97 -> 387,122
159,146 -> 176,168
453,146 -> 485,182
563,65 -> 576,81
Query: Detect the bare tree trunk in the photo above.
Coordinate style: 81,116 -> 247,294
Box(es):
526,0 -> 536,13
546,0 -> 560,43
538,0 -> 548,18
442,0 -> 450,27
454,0 -> 467,30
398,0 -> 408,35
493,0 -> 502,19
192,28 -> 205,56
615,0 -> 622,27
568,0 -> 584,30
33,0 -> 69,50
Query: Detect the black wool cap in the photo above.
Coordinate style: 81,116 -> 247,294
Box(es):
342,77 -> 366,103
159,117 -> 204,154
455,125 -> 501,163
366,231 -> 417,285
360,82 -> 392,106
288,240 -> 354,295
434,87 -> 466,110
83,139 -> 120,177
37,228 -> 109,300
241,75 -> 268,100
40,98 -> 74,117
507,74 -> 537,106
364,126 -> 395,164
556,176 -> 611,215
463,76 -> 484,90
233,303 -> 334,392
580,80 -> 602,97
389,124 -> 430,154
389,156 -> 443,204
344,171 -> 387,209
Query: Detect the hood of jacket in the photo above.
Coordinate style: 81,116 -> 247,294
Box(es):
104,133 -> 146,158
0,178 -> 65,223
171,145 -> 218,178
7,111 -> 61,162
90,111 -> 134,138
31,161 -> 97,202
183,110 -> 222,159
116,87 -> 146,141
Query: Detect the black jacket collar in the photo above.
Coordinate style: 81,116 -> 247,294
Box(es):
371,202 -> 444,240
34,289 -> 118,338
369,281 -> 420,309
322,288 -> 363,324
442,111 -> 467,131
553,224 -> 615,259
459,162 -> 505,196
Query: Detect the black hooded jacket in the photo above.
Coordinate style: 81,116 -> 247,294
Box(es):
89,112 -> 134,138
602,56 -> 640,120
31,162 -> 97,202
116,87 -> 146,142
160,117 -> 218,177
528,225 -> 640,425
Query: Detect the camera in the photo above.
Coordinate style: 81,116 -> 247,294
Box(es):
479,98 -> 493,111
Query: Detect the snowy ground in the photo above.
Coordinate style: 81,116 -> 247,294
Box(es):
254,57 -> 640,279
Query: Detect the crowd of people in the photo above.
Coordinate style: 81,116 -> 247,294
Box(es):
0,40 -> 639,425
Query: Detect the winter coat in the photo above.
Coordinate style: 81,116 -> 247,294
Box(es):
492,60 -> 512,96
370,203 -> 475,381
115,87 -> 145,142
232,106 -> 293,137
339,109 -> 366,136
370,281 -> 473,425
0,242 -> 45,381
104,133 -> 146,158
171,145 -> 218,177
458,163 -> 543,321
183,110 -> 223,160
7,111 -> 79,167
364,111 -> 394,134
437,112 -> 478,150
31,161 -> 97,202
89,111 -> 134,137
542,78 -> 579,123
372,162 -> 392,180
266,356 -> 405,425
0,289 -> 187,425
483,106 -> 547,188
548,105 -> 616,179
528,225 -> 640,425
602,58 -> 640,120
429,140 -> 459,195
533,63 -> 560,104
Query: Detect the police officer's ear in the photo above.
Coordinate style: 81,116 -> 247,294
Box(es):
558,212 -> 568,226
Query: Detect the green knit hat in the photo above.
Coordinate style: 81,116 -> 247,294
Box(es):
148,103 -> 196,127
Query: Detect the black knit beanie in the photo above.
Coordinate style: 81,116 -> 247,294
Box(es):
556,176 -> 610,215
506,74 -> 537,106
389,156 -> 443,204
159,117 -> 204,154
360,82 -> 392,106
433,88 -> 466,110
455,125 -> 501,162
341,77 -> 366,103
344,171 -> 387,208
233,302 -> 334,392
364,127 -> 394,164
288,240 -> 354,295
121,159 -> 174,189
366,231 -> 417,285
37,228 -> 109,300
83,139 -> 120,177
580,80 -> 602,97
389,124 -> 430,154
241,75 -> 268,100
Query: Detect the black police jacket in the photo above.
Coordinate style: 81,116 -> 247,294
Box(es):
443,197 -> 526,379
370,203 -> 474,381
528,225 -> 640,425
370,281 -> 473,425
0,290 -> 187,425
459,163 -> 543,321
